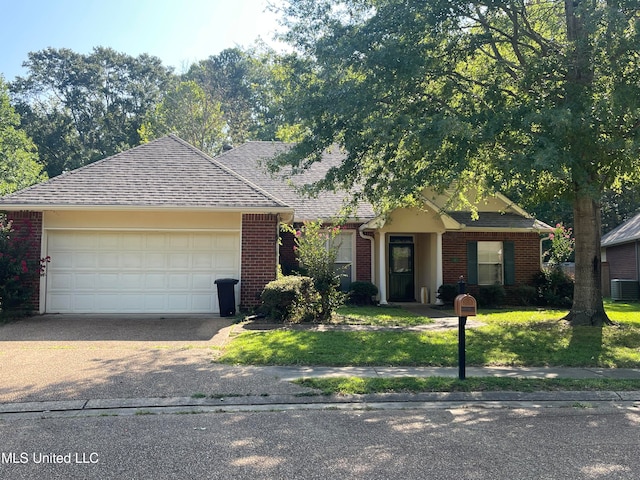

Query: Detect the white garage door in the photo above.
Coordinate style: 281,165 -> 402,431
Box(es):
45,231 -> 240,313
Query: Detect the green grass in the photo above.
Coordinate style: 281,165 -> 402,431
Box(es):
334,305 -> 433,326
293,377 -> 640,395
219,302 -> 640,368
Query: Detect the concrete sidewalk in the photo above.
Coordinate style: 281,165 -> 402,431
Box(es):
3,315 -> 640,418
2,365 -> 640,419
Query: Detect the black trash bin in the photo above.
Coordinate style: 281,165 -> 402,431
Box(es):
214,278 -> 239,317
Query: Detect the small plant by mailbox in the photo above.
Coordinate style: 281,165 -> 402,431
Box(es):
454,294 -> 477,317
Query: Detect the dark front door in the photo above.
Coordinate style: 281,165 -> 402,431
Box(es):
389,240 -> 415,301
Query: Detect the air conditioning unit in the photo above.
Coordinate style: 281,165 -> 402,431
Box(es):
611,279 -> 640,301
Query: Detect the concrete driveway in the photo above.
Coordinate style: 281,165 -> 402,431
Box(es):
0,315 -> 307,403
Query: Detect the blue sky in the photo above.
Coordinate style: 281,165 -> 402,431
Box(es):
1,0 -> 282,81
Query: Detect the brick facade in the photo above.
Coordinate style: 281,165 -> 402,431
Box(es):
279,222 -> 372,283
353,225 -> 372,282
442,231 -> 542,294
240,214 -> 279,310
5,211 -> 43,312
606,242 -> 638,280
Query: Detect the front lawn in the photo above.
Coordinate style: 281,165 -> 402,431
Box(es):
293,377 -> 640,395
334,305 -> 433,326
219,302 -> 640,368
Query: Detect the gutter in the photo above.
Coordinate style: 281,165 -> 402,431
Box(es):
358,224 -> 375,285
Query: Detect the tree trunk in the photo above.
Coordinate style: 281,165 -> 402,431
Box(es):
564,194 -> 611,326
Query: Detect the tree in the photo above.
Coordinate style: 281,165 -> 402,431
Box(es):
288,221 -> 345,321
271,0 -> 640,326
139,80 -> 227,155
185,45 -> 285,144
11,47 -> 174,176
0,77 -> 46,195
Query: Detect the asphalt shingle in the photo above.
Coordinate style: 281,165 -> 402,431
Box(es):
602,212 -> 640,247
214,142 -> 376,221
446,212 -> 549,230
0,135 -> 289,210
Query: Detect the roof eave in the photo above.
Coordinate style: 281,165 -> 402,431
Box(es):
0,204 -> 295,214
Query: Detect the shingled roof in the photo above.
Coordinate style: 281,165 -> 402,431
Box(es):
602,212 -> 640,247
214,141 -> 376,221
0,135 -> 290,211
447,212 -> 550,230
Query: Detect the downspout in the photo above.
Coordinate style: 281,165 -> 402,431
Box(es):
358,225 -> 375,284
540,235 -> 551,270
636,240 -> 639,282
276,214 -> 281,278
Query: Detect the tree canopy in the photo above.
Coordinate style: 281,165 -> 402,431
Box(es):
0,77 -> 46,195
10,47 -> 174,176
139,80 -> 226,155
271,0 -> 640,325
185,46 -> 285,145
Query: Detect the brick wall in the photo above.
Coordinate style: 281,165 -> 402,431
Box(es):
241,214 -> 279,309
442,231 -> 542,294
606,242 -> 638,280
352,225 -> 372,282
278,222 -> 372,282
5,211 -> 43,312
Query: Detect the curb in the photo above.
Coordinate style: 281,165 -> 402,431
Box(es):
2,391 -> 640,419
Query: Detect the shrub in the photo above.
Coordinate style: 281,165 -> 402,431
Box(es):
0,216 -> 45,319
477,284 -> 507,307
437,284 -> 458,305
259,276 -> 320,323
347,281 -> 378,306
512,285 -> 538,306
533,268 -> 574,308
286,221 -> 346,321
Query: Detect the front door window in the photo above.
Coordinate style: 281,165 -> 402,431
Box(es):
389,236 -> 415,301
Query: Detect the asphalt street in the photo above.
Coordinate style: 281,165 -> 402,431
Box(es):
1,406 -> 640,479
2,314 -> 640,479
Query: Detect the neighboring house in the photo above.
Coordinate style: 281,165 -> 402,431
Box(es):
0,135 -> 551,315
601,212 -> 640,297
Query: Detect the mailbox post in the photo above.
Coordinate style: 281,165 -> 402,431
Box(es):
454,293 -> 477,380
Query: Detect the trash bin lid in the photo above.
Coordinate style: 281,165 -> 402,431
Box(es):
214,278 -> 239,285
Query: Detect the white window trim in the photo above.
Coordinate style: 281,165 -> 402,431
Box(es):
478,241 -> 504,285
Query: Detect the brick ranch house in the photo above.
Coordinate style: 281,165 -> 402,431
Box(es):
0,135 -> 551,314
601,212 -> 640,299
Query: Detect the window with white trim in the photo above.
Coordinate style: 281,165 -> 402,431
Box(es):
478,241 -> 503,285
331,232 -> 354,291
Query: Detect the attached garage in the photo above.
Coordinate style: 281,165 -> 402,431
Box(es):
0,135 -> 293,315
45,230 -> 240,313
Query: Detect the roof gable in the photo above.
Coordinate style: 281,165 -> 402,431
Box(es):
602,212 -> 640,247
0,135 -> 289,211
216,141 -> 550,230
215,141 -> 376,221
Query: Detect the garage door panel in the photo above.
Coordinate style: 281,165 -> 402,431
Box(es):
192,274 -> 213,289
145,274 -> 167,289
49,272 -> 73,290
168,274 -> 190,289
75,273 -> 96,289
215,254 -> 238,270
46,231 -> 240,313
169,254 -> 190,269
122,253 -> 144,268
216,234 -> 237,249
98,252 -> 121,268
98,234 -> 119,249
